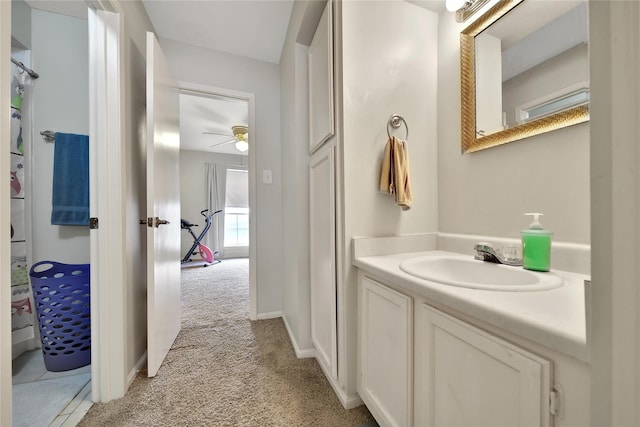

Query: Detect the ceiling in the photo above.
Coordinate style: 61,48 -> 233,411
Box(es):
141,1 -> 292,155
142,0 -> 444,154
142,0 -> 294,65
141,1 -> 444,64
180,93 -> 249,155
24,0 -> 446,155
143,0 -> 295,155
406,0 -> 446,14
24,1 -> 87,19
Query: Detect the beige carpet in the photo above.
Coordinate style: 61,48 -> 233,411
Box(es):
78,258 -> 374,426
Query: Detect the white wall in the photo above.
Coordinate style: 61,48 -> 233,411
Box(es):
30,9 -> 89,264
502,43 -> 588,126
11,0 -> 30,49
339,0 -> 439,398
179,149 -> 246,257
437,8 -> 590,245
341,1 -> 439,241
589,1 -> 640,424
160,39 -> 283,314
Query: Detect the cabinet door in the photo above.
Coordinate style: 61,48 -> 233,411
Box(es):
308,0 -> 334,153
359,277 -> 413,427
415,305 -> 552,427
309,144 -> 337,379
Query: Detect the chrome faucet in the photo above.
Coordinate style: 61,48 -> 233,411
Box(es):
474,242 -> 522,266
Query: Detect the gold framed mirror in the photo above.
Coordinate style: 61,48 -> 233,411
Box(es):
460,0 -> 589,153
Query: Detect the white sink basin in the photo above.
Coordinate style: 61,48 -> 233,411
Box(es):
399,255 -> 563,291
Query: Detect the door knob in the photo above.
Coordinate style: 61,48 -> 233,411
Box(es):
139,217 -> 170,227
154,217 -> 170,227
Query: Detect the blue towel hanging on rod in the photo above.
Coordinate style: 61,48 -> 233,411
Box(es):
51,132 -> 89,226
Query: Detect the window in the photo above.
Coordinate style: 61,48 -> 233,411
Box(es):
224,169 -> 249,247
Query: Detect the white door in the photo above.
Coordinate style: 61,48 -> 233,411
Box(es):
309,143 -> 337,379
145,32 -> 181,378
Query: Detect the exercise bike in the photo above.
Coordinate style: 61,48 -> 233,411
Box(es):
180,209 -> 222,266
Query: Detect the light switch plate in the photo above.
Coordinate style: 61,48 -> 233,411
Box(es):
262,170 -> 272,184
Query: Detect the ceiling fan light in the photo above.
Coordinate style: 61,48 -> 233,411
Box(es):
235,132 -> 248,142
235,140 -> 249,152
232,125 -> 248,137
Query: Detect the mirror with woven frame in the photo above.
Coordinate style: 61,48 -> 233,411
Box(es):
460,0 -> 589,153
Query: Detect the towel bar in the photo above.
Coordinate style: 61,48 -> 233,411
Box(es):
387,114 -> 409,140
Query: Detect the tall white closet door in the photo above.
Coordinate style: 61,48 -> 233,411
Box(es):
308,0 -> 334,154
309,143 -> 337,380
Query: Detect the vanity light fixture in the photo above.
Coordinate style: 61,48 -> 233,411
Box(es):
446,0 -> 491,22
446,0 -> 467,12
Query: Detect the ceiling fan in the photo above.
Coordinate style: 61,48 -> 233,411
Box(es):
203,125 -> 249,152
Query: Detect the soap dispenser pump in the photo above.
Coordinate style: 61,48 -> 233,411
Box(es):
521,213 -> 553,272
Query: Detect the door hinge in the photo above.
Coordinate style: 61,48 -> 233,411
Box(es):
89,217 -> 99,229
549,384 -> 564,418
140,217 -> 153,227
549,390 -> 559,415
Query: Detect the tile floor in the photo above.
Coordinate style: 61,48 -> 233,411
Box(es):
12,349 -> 92,426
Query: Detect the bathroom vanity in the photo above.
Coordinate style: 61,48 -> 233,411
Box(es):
354,242 -> 590,427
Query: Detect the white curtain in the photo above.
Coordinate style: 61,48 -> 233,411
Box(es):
205,163 -> 225,258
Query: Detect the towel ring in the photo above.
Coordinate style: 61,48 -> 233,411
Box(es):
40,130 -> 55,143
387,114 -> 409,140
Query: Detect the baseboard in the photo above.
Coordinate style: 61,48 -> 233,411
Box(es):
315,355 -> 364,410
11,333 -> 38,360
282,315 -> 316,359
340,390 -> 365,410
256,311 -> 283,320
222,247 -> 249,258
127,351 -> 147,387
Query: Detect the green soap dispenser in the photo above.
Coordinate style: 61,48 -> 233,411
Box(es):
521,213 -> 552,272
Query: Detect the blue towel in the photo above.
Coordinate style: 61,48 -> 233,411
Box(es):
51,132 -> 89,226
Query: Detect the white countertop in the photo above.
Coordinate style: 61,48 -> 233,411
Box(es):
354,250 -> 590,363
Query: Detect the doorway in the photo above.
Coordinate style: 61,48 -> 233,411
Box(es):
178,85 -> 257,319
9,4 -> 93,426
